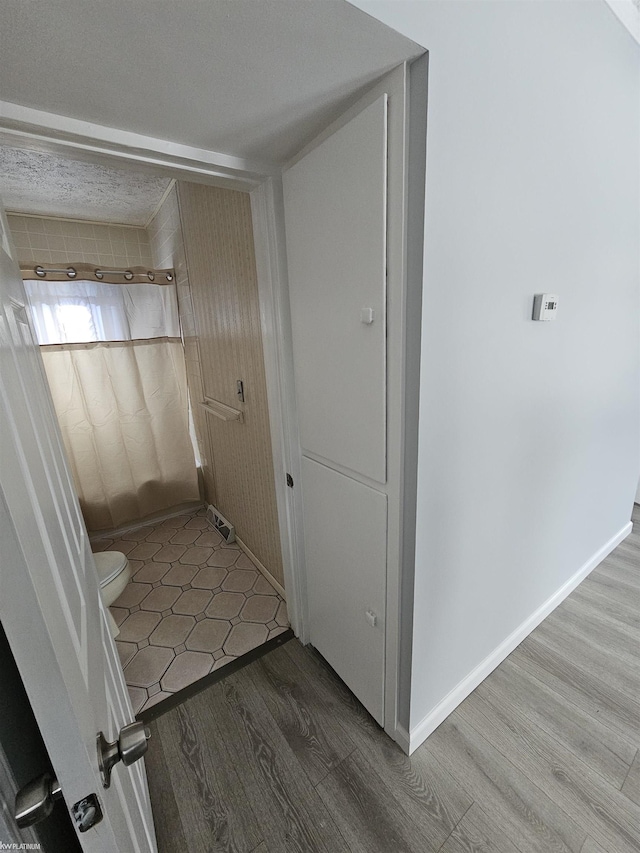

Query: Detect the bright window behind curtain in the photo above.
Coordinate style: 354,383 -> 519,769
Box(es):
24,279 -> 180,344
25,279 -> 199,533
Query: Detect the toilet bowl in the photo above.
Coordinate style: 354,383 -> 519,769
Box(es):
93,551 -> 131,637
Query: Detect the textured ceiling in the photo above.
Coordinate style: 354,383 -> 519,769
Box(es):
0,0 -> 422,164
0,146 -> 171,225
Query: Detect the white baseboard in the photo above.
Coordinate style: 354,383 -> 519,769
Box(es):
236,536 -> 287,600
394,723 -> 411,755
407,522 -> 632,755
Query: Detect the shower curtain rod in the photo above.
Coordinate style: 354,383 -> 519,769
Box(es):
20,262 -> 175,284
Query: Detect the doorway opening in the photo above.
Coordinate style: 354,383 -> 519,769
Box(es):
6,167 -> 294,714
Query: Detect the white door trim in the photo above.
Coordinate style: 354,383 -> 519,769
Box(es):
0,100 -> 277,188
251,178 -> 309,642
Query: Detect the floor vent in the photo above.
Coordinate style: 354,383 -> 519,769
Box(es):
206,505 -> 236,543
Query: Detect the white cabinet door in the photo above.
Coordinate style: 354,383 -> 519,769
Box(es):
284,94 -> 389,725
0,206 -> 157,852
302,458 -> 387,723
284,95 -> 387,484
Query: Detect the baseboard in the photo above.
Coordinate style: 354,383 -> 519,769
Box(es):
407,521 -> 633,754
236,536 -> 287,600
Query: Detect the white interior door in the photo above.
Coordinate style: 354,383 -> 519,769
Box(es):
0,207 -> 157,852
283,94 -> 389,725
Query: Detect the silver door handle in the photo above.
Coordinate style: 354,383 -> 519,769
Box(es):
97,721 -> 151,788
15,772 -> 62,827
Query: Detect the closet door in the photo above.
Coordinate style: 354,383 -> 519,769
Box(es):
284,96 -> 387,484
283,95 -> 388,725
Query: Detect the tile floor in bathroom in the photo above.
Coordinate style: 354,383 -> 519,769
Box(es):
91,507 -> 289,715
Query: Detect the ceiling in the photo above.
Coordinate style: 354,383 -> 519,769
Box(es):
606,0 -> 640,42
0,146 -> 171,224
0,0 -> 423,165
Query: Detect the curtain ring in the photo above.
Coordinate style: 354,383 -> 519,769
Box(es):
35,266 -> 46,277
166,272 -> 174,282
124,271 -> 134,281
66,267 -> 77,279
147,271 -> 155,282
95,269 -> 104,280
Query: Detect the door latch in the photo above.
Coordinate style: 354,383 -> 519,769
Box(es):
15,772 -> 62,828
236,380 -> 245,402
97,721 -> 151,788
15,774 -> 104,833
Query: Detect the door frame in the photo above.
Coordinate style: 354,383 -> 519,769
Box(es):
0,58 -> 426,747
0,103 -> 310,626
251,178 -> 310,642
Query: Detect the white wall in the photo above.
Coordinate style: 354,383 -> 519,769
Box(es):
350,0 -> 640,746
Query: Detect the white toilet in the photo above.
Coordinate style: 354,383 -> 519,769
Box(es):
93,551 -> 132,638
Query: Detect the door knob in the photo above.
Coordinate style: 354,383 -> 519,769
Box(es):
97,721 -> 151,788
15,772 -> 62,827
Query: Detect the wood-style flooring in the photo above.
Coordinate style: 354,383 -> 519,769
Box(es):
146,506 -> 640,852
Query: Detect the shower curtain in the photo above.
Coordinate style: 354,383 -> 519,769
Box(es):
25,277 -> 200,532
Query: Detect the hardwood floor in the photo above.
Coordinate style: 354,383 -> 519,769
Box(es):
146,506 -> 640,852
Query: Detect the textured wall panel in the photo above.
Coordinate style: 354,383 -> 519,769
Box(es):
177,182 -> 283,586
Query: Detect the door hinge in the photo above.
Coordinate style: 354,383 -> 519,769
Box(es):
286,473 -> 294,488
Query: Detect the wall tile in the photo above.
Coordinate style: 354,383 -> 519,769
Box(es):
7,214 -> 152,267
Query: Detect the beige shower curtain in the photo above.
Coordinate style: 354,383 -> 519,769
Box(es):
41,339 -> 199,531
25,273 -> 199,532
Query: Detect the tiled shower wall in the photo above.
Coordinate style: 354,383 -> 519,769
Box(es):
7,213 -> 153,267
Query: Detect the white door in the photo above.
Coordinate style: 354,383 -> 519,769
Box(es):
0,206 -> 157,851
283,94 -> 389,724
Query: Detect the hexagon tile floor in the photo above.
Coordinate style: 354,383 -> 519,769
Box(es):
91,507 -> 289,715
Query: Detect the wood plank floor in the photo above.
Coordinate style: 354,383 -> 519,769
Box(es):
146,507 -> 640,852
